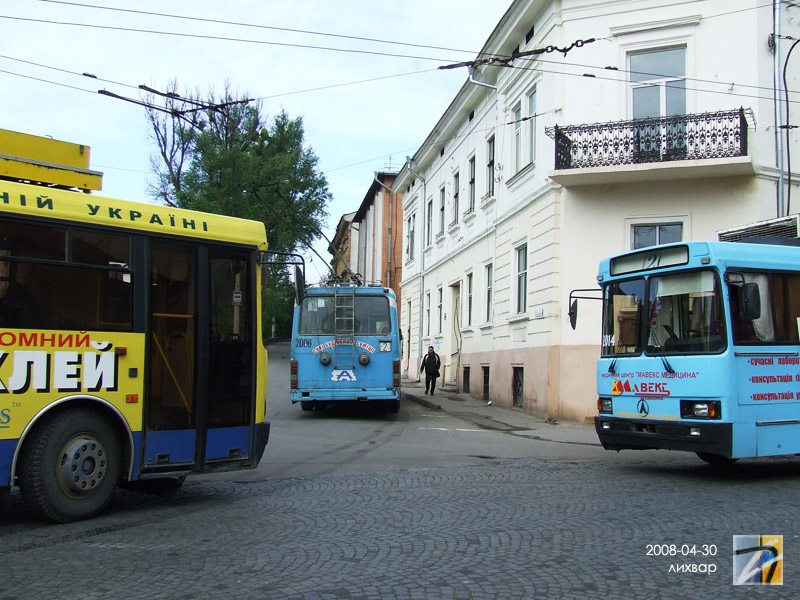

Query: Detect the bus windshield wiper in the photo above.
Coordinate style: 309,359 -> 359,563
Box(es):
608,357 -> 617,374
661,355 -> 675,374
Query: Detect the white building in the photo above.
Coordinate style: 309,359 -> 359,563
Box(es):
396,0 -> 799,421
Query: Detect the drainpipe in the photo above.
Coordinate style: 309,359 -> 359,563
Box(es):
406,157 -> 426,378
773,0 -> 786,216
468,66 -> 498,91
374,173 -> 394,289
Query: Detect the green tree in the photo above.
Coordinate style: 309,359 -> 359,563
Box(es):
145,83 -> 330,337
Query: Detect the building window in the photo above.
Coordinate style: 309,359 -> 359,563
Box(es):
438,187 -> 445,235
516,244 -> 527,314
632,223 -> 682,249
630,47 -> 687,161
406,214 -> 415,262
437,287 -> 443,333
528,89 -> 537,164
426,199 -> 433,246
485,262 -> 493,323
514,105 -> 522,173
482,366 -> 490,401
486,136 -> 495,198
630,47 -> 686,119
466,272 -> 473,326
463,366 -> 471,394
425,292 -> 430,336
451,172 -> 459,226
467,156 -> 476,213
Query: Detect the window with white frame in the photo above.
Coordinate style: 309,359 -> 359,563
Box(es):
528,89 -> 537,164
516,244 -> 528,314
426,199 -> 433,246
467,156 -> 476,213
466,271 -> 473,326
514,104 -> 522,173
630,47 -> 686,119
485,262 -> 493,323
406,213 -> 415,262
438,186 -> 445,235
630,46 -> 687,161
451,172 -> 459,225
437,287 -> 443,333
425,292 -> 430,336
632,223 -> 682,249
486,137 -> 495,198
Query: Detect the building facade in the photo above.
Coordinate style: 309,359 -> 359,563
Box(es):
396,0 -> 799,420
330,211 -> 358,282
350,172 -> 404,302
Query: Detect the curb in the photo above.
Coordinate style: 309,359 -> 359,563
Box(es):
402,391 -> 442,411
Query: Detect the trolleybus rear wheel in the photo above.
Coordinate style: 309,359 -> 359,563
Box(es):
19,409 -> 121,522
696,452 -> 738,466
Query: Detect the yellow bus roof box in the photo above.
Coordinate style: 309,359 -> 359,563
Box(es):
0,128 -> 103,191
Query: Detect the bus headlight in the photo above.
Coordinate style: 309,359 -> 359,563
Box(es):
597,397 -> 613,414
680,400 -> 721,420
319,352 -> 332,366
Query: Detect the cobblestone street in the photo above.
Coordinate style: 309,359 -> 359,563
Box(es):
4,450 -> 800,599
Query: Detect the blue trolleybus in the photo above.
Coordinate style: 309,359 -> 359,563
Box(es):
290,285 -> 401,413
581,239 -> 800,464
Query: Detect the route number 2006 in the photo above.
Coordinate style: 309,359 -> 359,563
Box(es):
646,544 -> 718,557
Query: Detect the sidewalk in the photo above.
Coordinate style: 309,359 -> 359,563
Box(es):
401,377 -> 601,447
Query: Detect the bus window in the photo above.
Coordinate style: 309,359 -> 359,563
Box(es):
354,296 -> 391,335
647,270 -> 725,354
730,272 -> 800,343
299,296 -> 335,334
602,279 -> 644,356
0,223 -> 132,331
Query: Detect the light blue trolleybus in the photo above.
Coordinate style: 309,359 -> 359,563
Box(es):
579,238 -> 800,464
290,284 -> 401,413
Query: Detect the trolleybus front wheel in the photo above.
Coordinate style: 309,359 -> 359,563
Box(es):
19,409 -> 121,523
696,452 -> 738,466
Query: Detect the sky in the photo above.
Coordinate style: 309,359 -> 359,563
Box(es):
1,0 -> 512,283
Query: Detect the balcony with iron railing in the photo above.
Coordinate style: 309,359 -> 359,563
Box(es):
545,108 -> 755,187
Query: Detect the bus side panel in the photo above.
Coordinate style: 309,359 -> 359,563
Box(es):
734,350 -> 800,457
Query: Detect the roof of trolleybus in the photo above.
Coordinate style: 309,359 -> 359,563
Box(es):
0,179 -> 267,248
599,240 -> 800,280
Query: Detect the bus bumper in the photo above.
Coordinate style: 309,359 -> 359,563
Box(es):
594,417 -> 733,456
291,388 -> 400,403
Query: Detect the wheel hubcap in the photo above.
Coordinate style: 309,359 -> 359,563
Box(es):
59,436 -> 107,494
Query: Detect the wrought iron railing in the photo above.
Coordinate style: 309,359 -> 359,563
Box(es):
545,108 -> 750,170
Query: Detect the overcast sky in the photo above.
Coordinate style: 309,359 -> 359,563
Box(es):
1,0 -> 511,281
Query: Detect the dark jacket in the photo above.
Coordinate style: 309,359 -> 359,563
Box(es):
420,352 -> 441,376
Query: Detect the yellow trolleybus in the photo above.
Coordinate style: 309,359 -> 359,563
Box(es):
0,177 -> 271,522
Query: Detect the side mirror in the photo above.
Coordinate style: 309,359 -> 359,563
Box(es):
568,299 -> 578,330
294,265 -> 305,305
740,282 -> 761,320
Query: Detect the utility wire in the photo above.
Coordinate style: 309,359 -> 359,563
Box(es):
34,0 -> 491,59
0,15 -> 468,64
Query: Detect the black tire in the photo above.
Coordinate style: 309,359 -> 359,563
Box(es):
387,399 -> 400,414
19,409 -> 121,523
300,401 -> 313,411
696,452 -> 738,466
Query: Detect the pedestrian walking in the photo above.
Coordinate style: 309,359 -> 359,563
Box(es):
420,345 -> 441,395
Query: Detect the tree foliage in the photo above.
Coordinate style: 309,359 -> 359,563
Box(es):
144,82 -> 330,336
